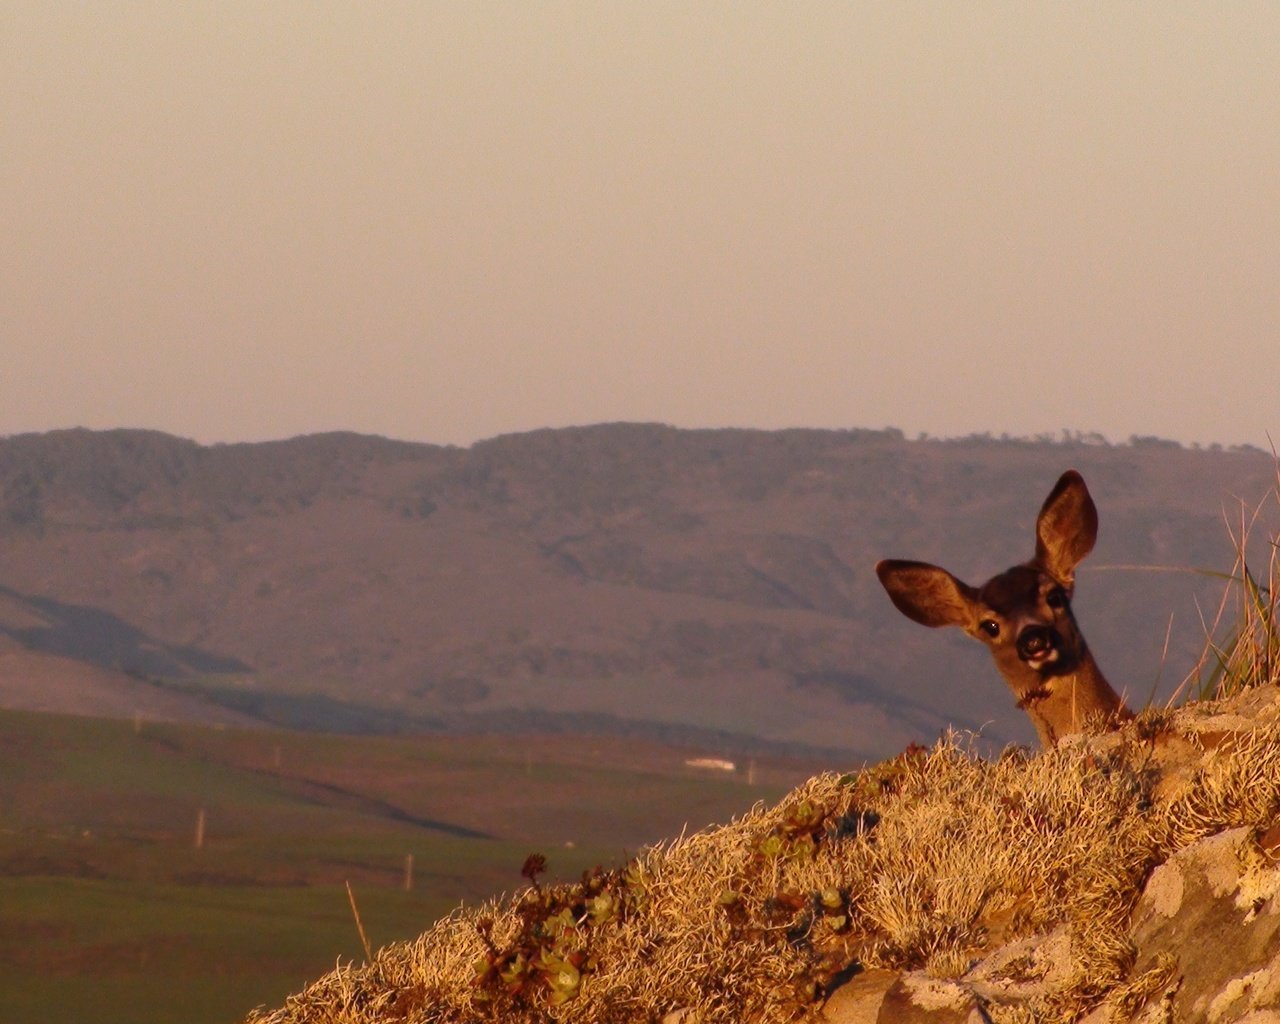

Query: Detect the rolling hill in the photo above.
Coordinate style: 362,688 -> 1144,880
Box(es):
0,425 -> 1274,757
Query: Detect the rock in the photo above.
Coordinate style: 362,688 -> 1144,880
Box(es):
964,926 -> 1073,1007
875,973 -> 984,1023
1103,826 -> 1280,1023
821,968 -> 899,1023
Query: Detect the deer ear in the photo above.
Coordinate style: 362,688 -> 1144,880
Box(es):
1035,470 -> 1098,583
876,559 -> 978,628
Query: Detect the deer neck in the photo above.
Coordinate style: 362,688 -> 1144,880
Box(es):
1013,649 -> 1130,747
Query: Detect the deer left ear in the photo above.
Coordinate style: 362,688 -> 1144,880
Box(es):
1035,470 -> 1098,584
875,559 -> 978,629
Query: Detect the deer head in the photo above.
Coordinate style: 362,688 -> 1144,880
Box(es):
876,470 -> 1131,746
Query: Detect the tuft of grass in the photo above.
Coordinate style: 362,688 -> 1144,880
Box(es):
1097,467 -> 1279,708
1182,468 -> 1280,703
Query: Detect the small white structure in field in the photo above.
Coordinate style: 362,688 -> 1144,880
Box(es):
684,757 -> 736,772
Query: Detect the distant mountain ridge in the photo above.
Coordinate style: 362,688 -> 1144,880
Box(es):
0,424 -> 1274,758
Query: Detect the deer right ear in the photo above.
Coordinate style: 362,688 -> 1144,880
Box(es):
1035,470 -> 1098,583
875,559 -> 978,629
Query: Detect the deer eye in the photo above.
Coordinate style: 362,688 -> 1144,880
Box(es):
979,619 -> 1000,638
1046,587 -> 1068,610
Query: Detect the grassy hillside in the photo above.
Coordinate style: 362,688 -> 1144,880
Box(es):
0,709 -> 823,1024
242,689 -> 1280,1024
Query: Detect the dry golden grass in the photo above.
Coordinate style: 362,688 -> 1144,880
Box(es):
243,688 -> 1280,1024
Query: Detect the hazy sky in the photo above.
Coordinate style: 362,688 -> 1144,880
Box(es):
3,3 -> 1277,448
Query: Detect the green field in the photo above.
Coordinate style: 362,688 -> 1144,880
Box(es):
0,709 -> 825,1023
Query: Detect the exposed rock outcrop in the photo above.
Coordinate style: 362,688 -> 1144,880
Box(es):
822,685 -> 1280,1024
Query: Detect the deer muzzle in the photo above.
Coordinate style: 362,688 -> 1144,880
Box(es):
1016,624 -> 1060,668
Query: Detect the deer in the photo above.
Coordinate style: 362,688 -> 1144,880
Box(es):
876,470 -> 1132,747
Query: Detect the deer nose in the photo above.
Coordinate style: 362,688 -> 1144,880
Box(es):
1016,625 -> 1056,661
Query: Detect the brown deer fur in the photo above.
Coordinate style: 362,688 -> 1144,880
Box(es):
876,470 -> 1131,747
